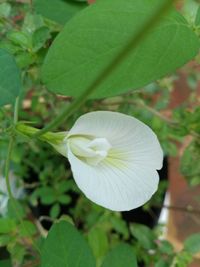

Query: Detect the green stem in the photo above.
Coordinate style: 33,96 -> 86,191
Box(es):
5,137 -> 15,199
34,0 -> 175,137
16,123 -> 67,144
5,99 -> 41,255
14,96 -> 19,125
5,96 -> 19,198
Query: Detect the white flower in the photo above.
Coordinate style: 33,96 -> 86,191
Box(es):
55,111 -> 163,211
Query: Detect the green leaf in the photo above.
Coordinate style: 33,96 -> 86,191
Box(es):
0,260 -> 12,267
58,194 -> 71,204
33,0 -> 87,25
16,52 -> 35,69
180,141 -> 200,186
184,233 -> 200,254
182,0 -> 199,23
9,242 -> 26,264
155,259 -> 170,267
7,31 -> 31,49
0,218 -> 16,234
0,49 -> 22,107
41,221 -> 96,267
195,6 -> 200,26
0,235 -> 12,246
130,223 -> 156,250
0,3 -> 11,18
174,251 -> 193,267
36,186 -> 57,205
32,26 -> 51,51
101,244 -> 138,267
159,240 -> 174,255
58,180 -> 74,194
18,220 -> 37,237
110,216 -> 129,239
7,199 -> 26,220
42,0 -> 200,99
22,13 -> 45,33
87,227 -> 109,262
50,203 -> 61,218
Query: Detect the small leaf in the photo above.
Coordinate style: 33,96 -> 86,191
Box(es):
174,251 -> 193,267
87,227 -> 109,262
18,220 -> 37,237
159,240 -> 174,255
184,233 -> 200,254
34,0 -> 87,25
9,243 -> 26,264
37,186 -> 57,205
58,180 -> 74,194
0,218 -> 16,234
7,31 -> 31,49
32,26 -> 51,51
41,221 -> 96,267
50,203 -> 61,218
180,141 -> 200,186
0,235 -> 12,246
22,13 -> 45,33
110,216 -> 129,239
130,223 -> 156,250
155,259 -> 170,267
58,194 -> 71,204
0,49 -> 22,107
16,52 -> 35,69
101,244 -> 138,267
0,3 -> 11,18
7,199 -> 25,220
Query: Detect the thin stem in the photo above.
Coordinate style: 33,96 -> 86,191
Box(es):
34,0 -> 175,137
14,96 -> 19,125
129,100 -> 178,125
5,96 -> 20,198
16,123 -> 67,144
156,204 -> 200,215
5,137 -> 15,199
5,98 -> 41,254
98,98 -> 178,125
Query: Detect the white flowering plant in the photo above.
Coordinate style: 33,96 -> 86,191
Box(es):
0,0 -> 200,267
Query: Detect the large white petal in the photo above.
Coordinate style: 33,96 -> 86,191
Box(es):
68,111 -> 163,170
67,146 -> 159,211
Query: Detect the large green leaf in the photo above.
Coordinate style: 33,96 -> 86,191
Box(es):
33,0 -> 87,25
101,244 -> 138,267
41,221 -> 96,267
0,49 -> 22,107
42,0 -> 200,99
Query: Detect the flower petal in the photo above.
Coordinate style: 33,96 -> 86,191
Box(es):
67,146 -> 159,211
68,111 -> 163,170
67,111 -> 163,211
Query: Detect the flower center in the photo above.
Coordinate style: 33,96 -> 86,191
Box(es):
68,136 -> 112,166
